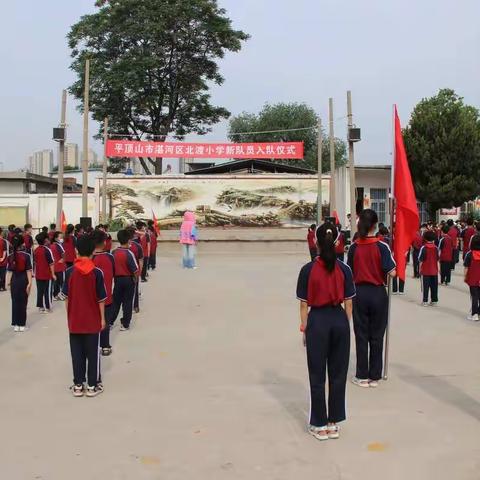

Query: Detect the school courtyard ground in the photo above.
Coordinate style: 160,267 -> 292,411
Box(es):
0,241 -> 479,480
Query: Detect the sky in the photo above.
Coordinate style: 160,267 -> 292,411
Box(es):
1,0 -> 479,172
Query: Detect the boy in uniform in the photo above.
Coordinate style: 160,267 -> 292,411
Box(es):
438,225 -> 454,286
0,228 -> 8,291
62,235 -> 107,397
34,233 -> 55,313
111,230 -> 138,331
419,231 -> 440,306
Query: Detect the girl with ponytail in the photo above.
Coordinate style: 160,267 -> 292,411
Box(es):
296,222 -> 356,441
6,234 -> 32,332
347,209 -> 396,388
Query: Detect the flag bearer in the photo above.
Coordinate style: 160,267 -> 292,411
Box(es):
51,231 -> 66,300
419,231 -> 440,306
347,209 -> 396,389
92,230 -> 115,355
438,225 -> 453,286
111,230 -> 138,331
296,222 -> 355,441
34,233 -> 55,313
463,234 -> 480,321
6,234 -> 32,332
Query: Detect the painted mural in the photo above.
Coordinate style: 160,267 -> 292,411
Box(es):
101,176 -> 328,229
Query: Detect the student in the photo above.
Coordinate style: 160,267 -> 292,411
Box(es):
411,229 -> 423,278
33,233 -> 55,313
63,224 -> 77,268
147,220 -> 158,270
438,225 -> 454,286
111,229 -> 138,331
6,234 -> 32,331
92,230 -> 115,355
461,218 -> 476,259
334,227 -> 346,262
51,231 -> 66,300
347,209 -> 396,388
464,235 -> 480,321
135,221 -> 150,282
446,219 -> 459,269
48,223 -> 56,243
179,211 -> 198,269
297,222 -> 355,441
307,224 -> 317,261
62,235 -> 107,397
376,225 -> 390,244
74,224 -> 84,239
7,224 -> 16,244
0,228 -> 8,291
98,224 -> 113,253
128,228 -> 144,313
419,231 -> 439,306
23,224 -> 34,256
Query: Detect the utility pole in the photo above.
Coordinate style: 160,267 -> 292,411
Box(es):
328,98 -> 336,216
102,117 -> 109,223
317,118 -> 323,225
56,90 -> 67,227
82,58 -> 90,219
347,91 -> 357,234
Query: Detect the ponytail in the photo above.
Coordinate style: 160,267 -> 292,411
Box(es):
357,209 -> 378,239
316,222 -> 338,272
8,234 -> 24,270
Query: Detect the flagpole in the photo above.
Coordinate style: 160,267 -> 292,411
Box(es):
384,104 -> 396,381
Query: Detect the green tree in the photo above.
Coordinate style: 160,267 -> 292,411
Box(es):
228,103 -> 347,171
404,89 -> 480,217
68,0 -> 249,174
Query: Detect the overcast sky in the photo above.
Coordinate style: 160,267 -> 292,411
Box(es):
1,0 -> 479,171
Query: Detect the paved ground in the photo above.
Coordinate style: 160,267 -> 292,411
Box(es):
1,243 -> 479,480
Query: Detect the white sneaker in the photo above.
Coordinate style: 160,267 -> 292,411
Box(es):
369,380 -> 379,388
473,314 -> 480,322
308,425 -> 329,441
422,302 -> 429,307
18,326 -> 25,332
430,302 -> 438,307
352,377 -> 370,388
13,326 -> 20,332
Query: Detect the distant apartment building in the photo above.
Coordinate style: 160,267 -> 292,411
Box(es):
81,148 -> 99,167
65,143 -> 79,168
28,149 -> 53,176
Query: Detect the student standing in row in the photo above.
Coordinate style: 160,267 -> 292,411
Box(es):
0,228 -> 8,292
297,223 -> 355,441
307,224 -> 317,261
419,231 -> 439,306
147,220 -> 158,270
111,230 -> 138,331
48,223 -> 56,243
63,224 -> 77,268
129,228 -> 144,313
447,219 -> 459,269
23,224 -> 34,257
438,225 -> 453,286
463,235 -> 480,321
7,224 -> 16,244
136,221 -> 150,282
461,218 -> 476,259
411,229 -> 423,278
334,227 -> 345,262
92,230 -> 115,355
51,231 -> 66,300
62,235 -> 107,397
34,233 -> 55,313
347,209 -> 396,388
6,234 -> 32,332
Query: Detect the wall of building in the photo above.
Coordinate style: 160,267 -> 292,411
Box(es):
0,180 -> 26,194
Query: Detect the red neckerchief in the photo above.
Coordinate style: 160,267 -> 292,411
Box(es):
355,237 -> 379,245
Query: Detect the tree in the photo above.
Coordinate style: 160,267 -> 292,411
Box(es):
404,89 -> 480,217
228,103 -> 347,172
68,0 -> 249,174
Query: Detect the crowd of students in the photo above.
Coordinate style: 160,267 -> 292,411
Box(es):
300,211 -> 480,441
0,218 -> 160,397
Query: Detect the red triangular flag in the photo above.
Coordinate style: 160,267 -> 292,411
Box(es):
61,210 -> 67,233
152,209 -> 160,235
393,106 -> 419,281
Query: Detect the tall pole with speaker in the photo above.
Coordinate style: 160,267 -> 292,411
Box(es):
82,58 -> 90,222
54,90 -> 67,227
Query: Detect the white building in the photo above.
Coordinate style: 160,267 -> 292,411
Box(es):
28,150 -> 53,177
65,143 -> 79,168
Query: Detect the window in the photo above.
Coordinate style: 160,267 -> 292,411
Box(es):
370,188 -> 387,224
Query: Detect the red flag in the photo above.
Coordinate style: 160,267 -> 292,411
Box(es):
61,210 -> 67,233
393,106 -> 419,281
152,209 -> 160,235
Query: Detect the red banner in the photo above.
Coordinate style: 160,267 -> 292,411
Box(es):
105,140 -> 304,159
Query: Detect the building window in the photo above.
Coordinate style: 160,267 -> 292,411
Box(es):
370,188 -> 387,224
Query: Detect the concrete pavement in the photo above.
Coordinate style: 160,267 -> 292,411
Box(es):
0,243 -> 479,480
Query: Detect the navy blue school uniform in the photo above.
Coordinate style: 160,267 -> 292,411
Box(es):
0,238 -> 9,291
347,237 -> 396,381
34,245 -> 54,310
111,247 -> 138,329
419,243 -> 439,303
297,258 -> 355,427
8,250 -> 32,327
130,240 -> 144,311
